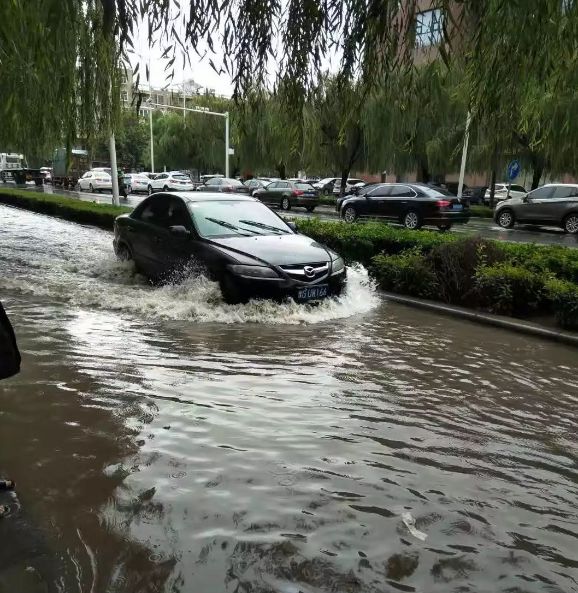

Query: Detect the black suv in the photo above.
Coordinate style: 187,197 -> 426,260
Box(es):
337,182 -> 470,230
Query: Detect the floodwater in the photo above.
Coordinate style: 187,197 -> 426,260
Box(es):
0,204 -> 577,593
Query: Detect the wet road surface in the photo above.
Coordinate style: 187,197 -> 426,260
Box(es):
1,204 -> 577,593
9,183 -> 578,248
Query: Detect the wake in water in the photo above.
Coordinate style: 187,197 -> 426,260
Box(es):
0,206 -> 379,324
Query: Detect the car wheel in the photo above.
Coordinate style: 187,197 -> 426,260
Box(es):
437,224 -> 452,232
281,196 -> 291,211
115,242 -> 133,261
306,206 -> 315,213
148,185 -> 153,195
497,209 -> 515,229
343,205 -> 358,223
219,274 -> 248,305
563,213 -> 578,234
89,183 -> 94,193
403,210 -> 422,230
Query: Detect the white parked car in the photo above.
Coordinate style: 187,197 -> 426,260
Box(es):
78,170 -> 112,192
148,171 -> 194,194
332,178 -> 365,196
125,173 -> 151,194
484,183 -> 527,205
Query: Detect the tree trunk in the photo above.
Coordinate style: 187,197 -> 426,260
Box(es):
489,145 -> 498,207
530,156 -> 544,190
416,158 -> 430,183
340,168 -> 350,198
276,162 -> 286,179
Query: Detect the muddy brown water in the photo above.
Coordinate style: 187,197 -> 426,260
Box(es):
0,205 -> 577,593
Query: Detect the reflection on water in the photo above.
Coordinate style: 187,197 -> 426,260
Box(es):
1,205 -> 578,593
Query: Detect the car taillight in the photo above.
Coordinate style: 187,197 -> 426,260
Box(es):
436,200 -> 451,208
292,190 -> 304,196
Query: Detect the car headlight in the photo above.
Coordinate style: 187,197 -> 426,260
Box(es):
331,256 -> 345,275
228,264 -> 279,278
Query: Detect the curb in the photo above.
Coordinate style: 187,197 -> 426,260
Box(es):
381,291 -> 578,347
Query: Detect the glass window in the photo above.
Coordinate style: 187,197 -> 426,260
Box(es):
167,198 -> 192,228
82,172 -> 92,178
368,185 -> 391,198
415,8 -> 444,47
389,185 -> 416,198
528,187 -> 555,200
552,186 -> 578,199
188,200 -> 292,238
295,183 -> 315,190
511,185 -> 527,193
278,182 -> 289,189
135,196 -> 171,227
268,182 -> 279,189
172,174 -> 190,181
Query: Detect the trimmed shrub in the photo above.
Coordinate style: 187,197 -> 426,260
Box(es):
469,205 -> 494,218
428,237 -> 505,305
0,189 -> 130,230
371,249 -> 439,299
545,278 -> 578,330
474,264 -> 546,317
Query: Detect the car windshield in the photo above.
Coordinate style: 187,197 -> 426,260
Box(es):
189,200 -> 291,238
295,183 -> 315,190
420,186 -> 454,197
318,178 -> 335,184
172,174 -> 190,180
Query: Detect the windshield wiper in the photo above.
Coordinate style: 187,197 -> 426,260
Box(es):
238,220 -> 290,234
204,217 -> 260,236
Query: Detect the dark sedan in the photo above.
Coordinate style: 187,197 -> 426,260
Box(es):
113,192 -> 347,303
337,182 -> 470,230
243,178 -> 270,195
253,180 -> 319,212
198,177 -> 250,194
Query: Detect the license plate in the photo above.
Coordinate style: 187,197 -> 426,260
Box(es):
297,285 -> 328,301
453,204 -> 463,211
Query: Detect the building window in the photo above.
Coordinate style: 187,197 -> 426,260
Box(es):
562,0 -> 574,13
121,91 -> 129,102
415,8 -> 444,47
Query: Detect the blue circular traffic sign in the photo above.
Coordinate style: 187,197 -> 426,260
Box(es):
507,159 -> 521,181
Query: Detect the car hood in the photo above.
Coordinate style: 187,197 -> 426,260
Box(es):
209,233 -> 333,266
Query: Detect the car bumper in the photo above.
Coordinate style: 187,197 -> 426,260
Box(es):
231,269 -> 347,300
294,197 -> 319,208
424,212 -> 471,224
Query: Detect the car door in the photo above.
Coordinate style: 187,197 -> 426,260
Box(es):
260,181 -> 279,205
386,184 -> 418,220
79,172 -> 92,190
515,186 -> 555,222
128,194 -> 172,278
153,173 -> 168,191
364,185 -> 392,218
543,185 -> 578,224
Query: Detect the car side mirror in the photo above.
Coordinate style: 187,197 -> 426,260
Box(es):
169,225 -> 190,236
523,194 -> 529,203
286,221 -> 297,232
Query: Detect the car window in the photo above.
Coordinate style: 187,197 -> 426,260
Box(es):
295,183 -> 315,190
528,187 -> 555,200
552,186 -> 578,199
83,172 -> 92,178
511,185 -> 527,193
206,177 -> 220,186
189,200 -> 292,238
134,196 -> 171,227
368,185 -> 391,197
389,185 -> 416,198
172,174 -> 190,181
268,182 -> 278,189
348,179 -> 363,184
278,182 -> 289,189
167,198 -> 192,228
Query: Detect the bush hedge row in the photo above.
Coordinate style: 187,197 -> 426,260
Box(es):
0,188 -> 129,230
296,218 -> 578,331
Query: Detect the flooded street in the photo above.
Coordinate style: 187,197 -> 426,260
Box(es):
1,204 -> 577,593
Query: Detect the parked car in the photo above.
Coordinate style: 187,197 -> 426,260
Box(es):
113,192 -> 347,303
332,178 -> 365,196
125,173 -> 151,194
338,182 -> 470,230
253,180 -> 319,212
78,169 -> 112,192
494,183 -> 578,233
467,186 -> 487,205
313,177 -> 340,194
148,171 -> 194,194
40,167 -> 52,183
199,177 -> 251,194
484,183 -> 527,205
244,178 -> 270,195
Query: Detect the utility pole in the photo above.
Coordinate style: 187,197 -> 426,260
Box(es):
225,111 -> 230,178
149,103 -> 155,173
109,134 -> 120,206
457,111 -> 471,200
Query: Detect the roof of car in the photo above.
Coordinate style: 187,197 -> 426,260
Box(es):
541,183 -> 578,187
164,191 -> 258,203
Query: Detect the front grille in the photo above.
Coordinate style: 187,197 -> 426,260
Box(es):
280,262 -> 329,283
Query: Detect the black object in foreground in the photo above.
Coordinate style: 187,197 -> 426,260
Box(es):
0,301 -> 21,380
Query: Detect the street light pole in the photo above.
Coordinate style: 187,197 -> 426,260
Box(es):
148,105 -> 155,173
225,111 -> 230,178
109,133 -> 120,206
457,111 -> 472,200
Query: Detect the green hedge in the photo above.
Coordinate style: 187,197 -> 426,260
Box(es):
469,205 -> 494,218
0,189 -> 130,230
546,278 -> 578,330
